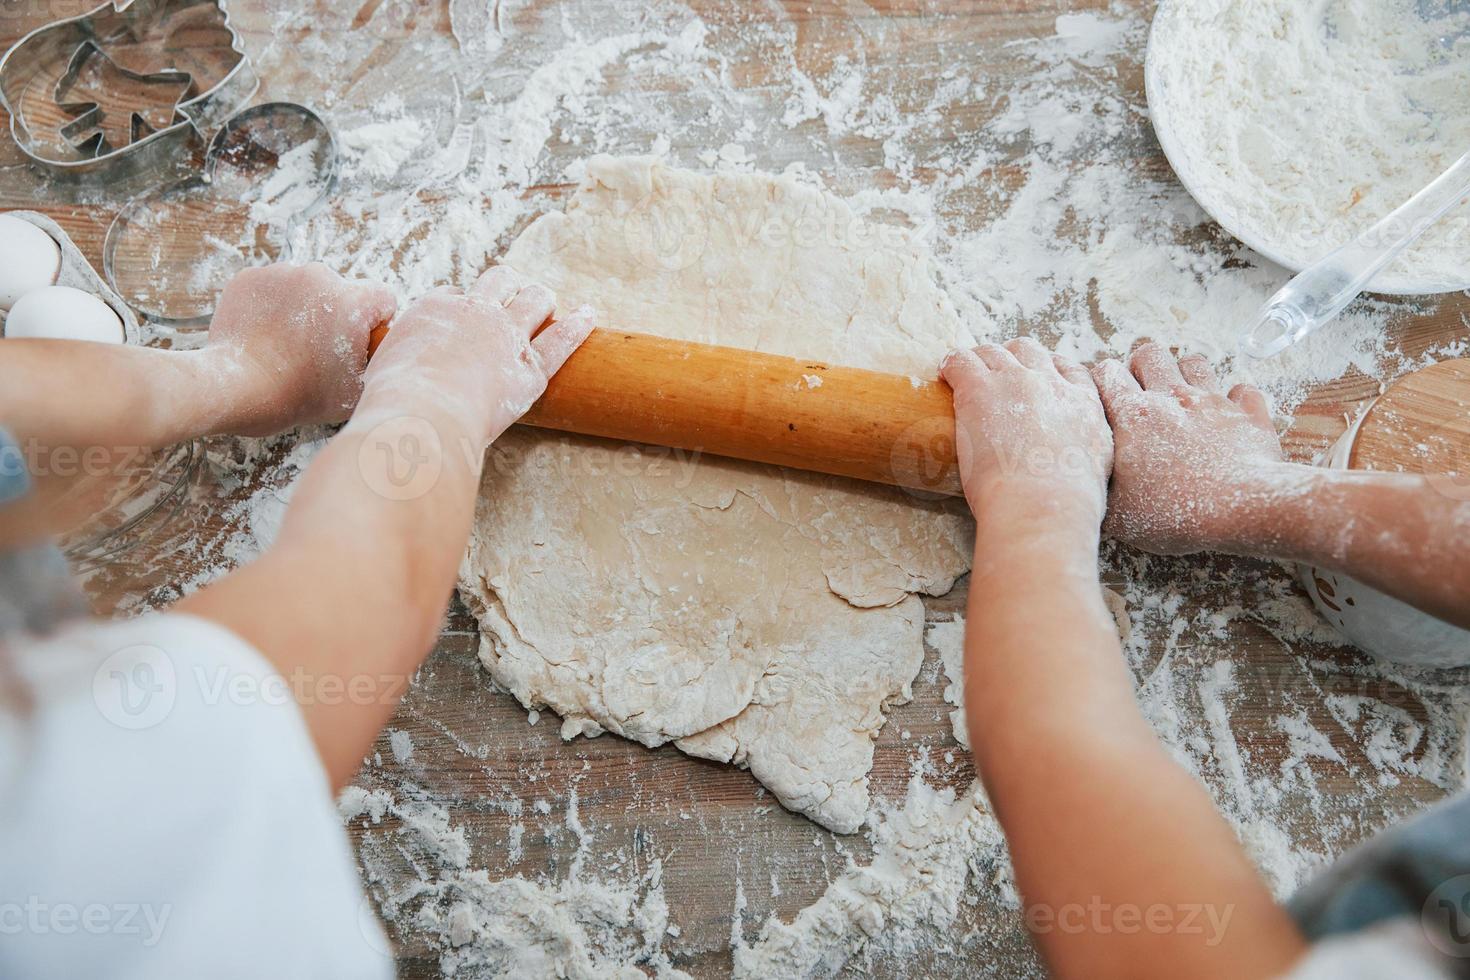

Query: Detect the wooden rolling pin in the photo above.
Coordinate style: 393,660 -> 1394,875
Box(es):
369,325 -> 963,497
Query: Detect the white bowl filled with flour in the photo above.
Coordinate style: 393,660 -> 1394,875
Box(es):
1146,0 -> 1470,295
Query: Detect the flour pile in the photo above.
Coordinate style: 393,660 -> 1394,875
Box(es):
343,785 -> 691,979
1149,0 -> 1470,288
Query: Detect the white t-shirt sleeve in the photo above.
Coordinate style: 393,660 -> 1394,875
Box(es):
0,614 -> 395,980
1283,919 -> 1459,980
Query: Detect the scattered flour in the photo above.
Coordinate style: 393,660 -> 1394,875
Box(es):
926,618 -> 970,751
1276,711 -> 1347,769
223,436 -> 323,563
339,117 -> 429,183
153,1 -> 1470,975
338,785 -> 395,825
414,868 -> 688,979
347,786 -> 689,979
733,775 -> 1008,978
388,729 -> 415,766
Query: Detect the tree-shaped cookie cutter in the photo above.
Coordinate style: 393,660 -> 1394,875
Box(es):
0,0 -> 258,179
54,39 -> 195,159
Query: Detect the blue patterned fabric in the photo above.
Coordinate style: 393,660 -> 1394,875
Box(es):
1291,791 -> 1470,959
0,426 -> 81,638
0,428 -> 27,507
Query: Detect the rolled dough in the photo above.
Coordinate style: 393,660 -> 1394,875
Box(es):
459,157 -> 977,833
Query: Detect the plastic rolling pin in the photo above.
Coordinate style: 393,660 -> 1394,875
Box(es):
1241,147 -> 1470,359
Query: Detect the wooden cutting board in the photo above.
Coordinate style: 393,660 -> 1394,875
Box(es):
1350,359 -> 1470,492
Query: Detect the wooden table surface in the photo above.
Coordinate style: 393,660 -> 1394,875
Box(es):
3,2 -> 1468,978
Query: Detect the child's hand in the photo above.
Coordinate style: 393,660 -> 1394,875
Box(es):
361,266 -> 595,447
940,339 -> 1113,525
208,263 -> 398,435
1092,344 -> 1284,555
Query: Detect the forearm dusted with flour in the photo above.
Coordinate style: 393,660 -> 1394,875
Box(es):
177,399 -> 487,789
1095,345 -> 1470,631
178,268 -> 594,790
963,495 -> 1136,757
1208,467 -> 1470,631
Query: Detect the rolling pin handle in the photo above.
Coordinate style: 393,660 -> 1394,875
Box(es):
368,323 -> 390,359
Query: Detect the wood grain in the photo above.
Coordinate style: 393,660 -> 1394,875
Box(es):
1351,359 -> 1470,477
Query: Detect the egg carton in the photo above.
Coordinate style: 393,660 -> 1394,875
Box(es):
1,211 -> 142,344
0,0 -> 257,180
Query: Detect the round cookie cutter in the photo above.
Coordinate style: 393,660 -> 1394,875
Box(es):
1146,0 -> 1470,296
103,101 -> 340,329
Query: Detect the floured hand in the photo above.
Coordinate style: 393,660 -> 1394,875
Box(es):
1093,344 -> 1285,555
941,338 -> 1113,526
362,266 -> 595,448
207,262 -> 398,436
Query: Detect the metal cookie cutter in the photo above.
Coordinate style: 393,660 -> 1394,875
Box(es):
0,0 -> 258,179
55,39 -> 193,159
104,102 -> 341,330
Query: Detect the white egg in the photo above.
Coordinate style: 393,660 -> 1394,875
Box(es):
0,215 -> 63,311
3,286 -> 125,344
